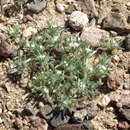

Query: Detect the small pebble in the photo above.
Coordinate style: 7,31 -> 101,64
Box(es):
110,31 -> 117,37
38,102 -> 44,108
98,95 -> 111,108
0,108 -> 2,114
0,117 -> 3,124
73,109 -> 87,122
56,3 -> 65,13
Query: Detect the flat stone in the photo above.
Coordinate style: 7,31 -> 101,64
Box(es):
80,27 -> 109,47
27,0 -> 47,13
102,12 -> 130,34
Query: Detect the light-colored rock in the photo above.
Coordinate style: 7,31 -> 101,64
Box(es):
107,69 -> 124,90
0,117 -> 3,124
69,11 -> 89,31
56,3 -> 65,13
110,31 -> 117,37
23,27 -> 37,37
38,102 -> 44,108
73,103 -> 98,122
74,109 -> 87,122
80,27 -> 109,47
0,108 -> 2,114
98,95 -> 111,108
126,2 -> 130,7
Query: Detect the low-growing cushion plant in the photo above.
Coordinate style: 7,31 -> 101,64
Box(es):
11,23 -> 111,110
100,38 -> 122,50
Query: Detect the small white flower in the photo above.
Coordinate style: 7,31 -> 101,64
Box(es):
64,61 -> 68,66
80,82 -> 86,89
44,88 -> 49,93
69,42 -> 80,47
39,45 -> 43,49
30,44 -> 35,48
39,55 -> 45,59
99,65 -> 107,71
57,70 -> 62,74
85,48 -> 92,53
53,36 -> 59,42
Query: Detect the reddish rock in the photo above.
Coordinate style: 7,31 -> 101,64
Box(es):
0,38 -> 15,58
107,69 -> 124,90
118,121 -> 130,129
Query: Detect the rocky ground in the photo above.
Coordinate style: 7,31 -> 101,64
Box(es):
0,0 -> 130,130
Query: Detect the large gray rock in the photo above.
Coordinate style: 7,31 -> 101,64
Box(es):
80,27 -> 109,47
102,12 -> 130,34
